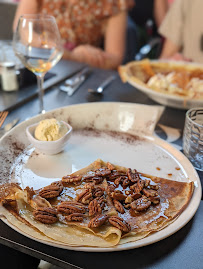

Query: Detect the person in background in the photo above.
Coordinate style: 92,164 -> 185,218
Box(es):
159,0 -> 203,63
13,0 -> 134,70
167,0 -> 175,7
126,0 -> 169,61
129,0 -> 168,35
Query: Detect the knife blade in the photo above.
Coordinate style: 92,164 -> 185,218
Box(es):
60,68 -> 92,96
65,66 -> 90,86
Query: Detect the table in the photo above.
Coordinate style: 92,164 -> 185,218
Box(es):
0,60 -> 202,269
0,60 -> 86,111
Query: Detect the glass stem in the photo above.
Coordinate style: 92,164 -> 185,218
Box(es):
36,74 -> 45,114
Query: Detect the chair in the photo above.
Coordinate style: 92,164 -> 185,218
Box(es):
135,36 -> 163,61
125,16 -> 163,63
0,2 -> 17,40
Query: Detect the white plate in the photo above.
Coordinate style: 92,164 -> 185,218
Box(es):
0,102 -> 201,252
123,61 -> 203,109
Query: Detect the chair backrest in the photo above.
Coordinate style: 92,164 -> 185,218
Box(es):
0,2 -> 17,40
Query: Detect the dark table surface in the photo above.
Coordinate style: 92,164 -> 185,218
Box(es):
0,59 -> 86,111
0,60 -> 202,269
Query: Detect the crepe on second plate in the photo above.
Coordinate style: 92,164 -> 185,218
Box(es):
119,59 -> 203,100
0,159 -> 194,247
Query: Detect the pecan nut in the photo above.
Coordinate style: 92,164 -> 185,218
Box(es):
111,190 -> 126,201
92,176 -> 104,184
108,216 -> 131,233
57,201 -> 86,215
106,184 -> 116,195
108,170 -> 124,180
130,196 -> 151,212
114,176 -> 124,186
84,183 -> 95,190
66,213 -> 84,222
2,199 -> 17,211
88,214 -> 108,228
131,193 -> 142,200
76,189 -> 93,204
127,168 -> 140,183
81,192 -> 92,204
144,180 -> 150,188
82,171 -> 96,181
130,179 -> 145,193
88,198 -> 102,217
76,189 -> 89,201
149,183 -> 159,190
125,196 -> 134,204
33,207 -> 58,224
122,177 -> 131,187
62,175 -> 82,184
95,167 -> 111,177
113,200 -> 125,214
124,204 -> 131,209
92,186 -> 104,197
38,181 -> 63,199
149,196 -> 160,204
142,188 -> 158,197
106,162 -> 115,170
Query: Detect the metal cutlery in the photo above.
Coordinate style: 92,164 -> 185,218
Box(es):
60,67 -> 92,96
88,75 -> 116,94
0,118 -> 19,138
64,66 -> 90,87
60,75 -> 86,96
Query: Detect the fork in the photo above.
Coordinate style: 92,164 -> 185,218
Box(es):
0,111 -> 9,128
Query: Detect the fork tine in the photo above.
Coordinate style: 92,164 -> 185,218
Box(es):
0,111 -> 9,125
0,111 -> 9,128
0,111 -> 7,123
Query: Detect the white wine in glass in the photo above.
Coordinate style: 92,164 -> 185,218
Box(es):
13,14 -> 64,114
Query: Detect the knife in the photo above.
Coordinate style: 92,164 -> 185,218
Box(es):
64,66 -> 90,86
60,68 -> 92,96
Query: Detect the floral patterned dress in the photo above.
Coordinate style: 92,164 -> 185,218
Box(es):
37,0 -> 134,50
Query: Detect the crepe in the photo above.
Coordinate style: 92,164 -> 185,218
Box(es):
119,59 -> 203,100
0,159 -> 194,248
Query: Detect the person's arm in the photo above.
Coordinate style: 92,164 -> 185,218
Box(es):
64,11 -> 127,69
153,0 -> 169,27
104,10 -> 127,68
158,0 -> 187,60
13,0 -> 38,31
159,38 -> 180,59
160,38 -> 191,61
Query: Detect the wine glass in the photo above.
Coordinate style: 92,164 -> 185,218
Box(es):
13,14 -> 64,114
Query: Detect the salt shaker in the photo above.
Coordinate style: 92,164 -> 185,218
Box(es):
0,62 -> 19,91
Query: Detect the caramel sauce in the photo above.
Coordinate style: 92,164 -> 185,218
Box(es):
168,173 -> 172,177
52,185 -> 77,206
156,167 -> 161,171
143,202 -> 169,224
175,167 -> 180,171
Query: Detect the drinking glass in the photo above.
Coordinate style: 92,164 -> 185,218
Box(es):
13,14 -> 63,113
183,107 -> 203,171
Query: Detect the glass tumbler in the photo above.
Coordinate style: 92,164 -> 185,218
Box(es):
183,107 -> 203,171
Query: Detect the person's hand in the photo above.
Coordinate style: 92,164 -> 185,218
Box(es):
72,45 -> 107,68
167,52 -> 192,62
63,44 -> 120,69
